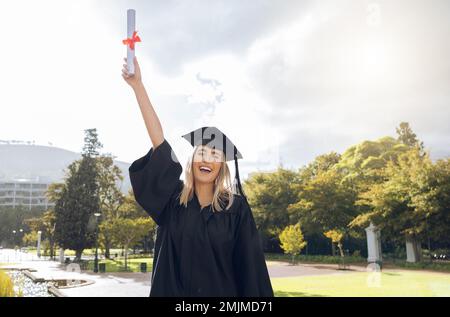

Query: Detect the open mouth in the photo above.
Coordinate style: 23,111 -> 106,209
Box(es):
199,166 -> 212,174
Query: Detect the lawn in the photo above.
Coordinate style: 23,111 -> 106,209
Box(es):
271,270 -> 450,297
85,257 -> 153,273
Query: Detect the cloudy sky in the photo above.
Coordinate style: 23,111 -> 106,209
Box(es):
1,0 -> 449,180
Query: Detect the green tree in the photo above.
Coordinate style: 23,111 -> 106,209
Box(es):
108,217 -> 154,270
24,209 -> 56,259
22,231 -> 38,247
324,229 -> 345,257
279,223 -> 307,264
421,158 -> 450,246
351,148 -> 432,248
99,189 -> 153,256
0,205 -> 43,248
396,122 -> 425,156
244,167 -> 300,251
288,168 -> 358,254
54,129 -> 102,261
97,154 -> 125,258
299,152 -> 341,180
43,183 -> 64,259
335,136 -> 409,192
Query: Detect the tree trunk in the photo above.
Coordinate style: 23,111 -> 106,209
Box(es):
104,237 -> 111,259
75,249 -> 83,262
427,233 -> 432,263
144,235 -> 149,253
124,244 -> 128,271
338,242 -> 345,258
49,240 -> 55,260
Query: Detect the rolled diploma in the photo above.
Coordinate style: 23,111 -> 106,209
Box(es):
126,9 -> 136,75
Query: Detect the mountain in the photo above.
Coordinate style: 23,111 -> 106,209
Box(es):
0,144 -> 132,194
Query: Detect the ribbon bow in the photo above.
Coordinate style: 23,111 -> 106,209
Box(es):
122,31 -> 141,50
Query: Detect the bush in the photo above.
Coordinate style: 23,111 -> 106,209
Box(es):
264,253 -> 366,264
392,261 -> 450,272
0,271 -> 15,297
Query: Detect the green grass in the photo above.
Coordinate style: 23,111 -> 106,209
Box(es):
84,257 -> 153,273
271,270 -> 450,297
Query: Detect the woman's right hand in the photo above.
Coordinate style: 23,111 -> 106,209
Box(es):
122,56 -> 142,89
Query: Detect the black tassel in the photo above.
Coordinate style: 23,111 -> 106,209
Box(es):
234,156 -> 246,198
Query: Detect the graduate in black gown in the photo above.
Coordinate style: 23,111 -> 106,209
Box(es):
122,57 -> 273,297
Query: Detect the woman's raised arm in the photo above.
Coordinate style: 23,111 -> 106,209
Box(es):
122,56 -> 164,149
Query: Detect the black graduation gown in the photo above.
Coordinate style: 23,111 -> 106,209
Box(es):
129,139 -> 274,297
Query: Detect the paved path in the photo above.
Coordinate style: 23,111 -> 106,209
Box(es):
1,249 -> 151,297
266,261 -> 367,278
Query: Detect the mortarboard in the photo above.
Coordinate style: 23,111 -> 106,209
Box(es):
181,127 -> 246,197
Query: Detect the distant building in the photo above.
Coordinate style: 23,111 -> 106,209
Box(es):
0,179 -> 55,210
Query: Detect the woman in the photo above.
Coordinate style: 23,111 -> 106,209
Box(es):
122,56 -> 273,297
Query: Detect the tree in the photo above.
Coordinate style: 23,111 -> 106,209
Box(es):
24,210 -> 56,259
22,231 -> 38,247
324,229 -> 345,257
43,183 -> 64,259
407,157 -> 450,251
298,152 -> 341,181
0,205 -> 43,248
334,135 -> 417,254
54,129 -> 102,261
108,217 -> 154,270
288,168 -> 358,255
99,189 -> 154,256
279,223 -> 307,264
351,148 -> 433,252
396,122 -> 425,156
82,128 -> 103,157
96,154 -> 125,258
244,167 -> 301,252
335,136 -> 410,192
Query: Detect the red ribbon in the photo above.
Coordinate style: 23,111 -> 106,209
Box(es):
122,31 -> 141,50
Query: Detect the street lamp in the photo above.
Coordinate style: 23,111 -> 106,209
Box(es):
12,230 -> 16,249
93,213 -> 102,273
19,229 -> 24,261
19,229 -> 24,251
37,231 -> 42,258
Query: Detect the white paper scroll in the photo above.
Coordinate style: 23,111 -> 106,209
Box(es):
126,9 -> 136,75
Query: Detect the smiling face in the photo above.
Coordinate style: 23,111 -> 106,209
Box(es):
192,145 -> 225,185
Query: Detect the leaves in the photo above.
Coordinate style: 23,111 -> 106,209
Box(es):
279,223 -> 307,260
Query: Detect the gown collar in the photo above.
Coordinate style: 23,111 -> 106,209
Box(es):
193,192 -> 214,223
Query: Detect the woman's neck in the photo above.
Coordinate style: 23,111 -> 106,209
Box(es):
194,181 -> 214,208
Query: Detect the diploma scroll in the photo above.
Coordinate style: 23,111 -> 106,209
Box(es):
124,9 -> 139,75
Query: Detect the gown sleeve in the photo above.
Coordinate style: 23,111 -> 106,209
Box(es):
128,139 -> 183,226
232,197 -> 274,297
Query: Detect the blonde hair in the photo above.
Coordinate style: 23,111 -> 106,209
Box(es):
179,146 -> 234,212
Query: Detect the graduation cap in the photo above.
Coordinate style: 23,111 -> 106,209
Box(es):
181,127 -> 246,197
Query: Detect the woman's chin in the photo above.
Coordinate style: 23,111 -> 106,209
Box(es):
194,173 -> 216,184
